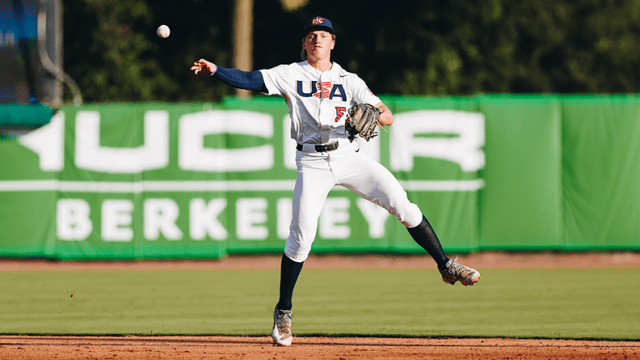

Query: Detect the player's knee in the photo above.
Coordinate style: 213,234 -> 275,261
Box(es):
394,202 -> 422,228
284,227 -> 315,262
284,243 -> 311,262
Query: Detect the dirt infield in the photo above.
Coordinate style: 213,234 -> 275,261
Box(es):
1,335 -> 638,360
1,252 -> 639,359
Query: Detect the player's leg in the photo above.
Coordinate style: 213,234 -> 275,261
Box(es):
276,254 -> 304,311
336,154 -> 448,267
277,156 -> 334,309
335,149 -> 479,285
272,153 -> 335,346
406,214 -> 450,270
272,253 -> 300,346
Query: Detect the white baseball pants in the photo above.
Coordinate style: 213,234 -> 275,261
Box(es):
285,140 -> 423,262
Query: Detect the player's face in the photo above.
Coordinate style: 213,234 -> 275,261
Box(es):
303,30 -> 335,61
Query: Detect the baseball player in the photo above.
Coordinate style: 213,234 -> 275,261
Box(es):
191,16 -> 481,347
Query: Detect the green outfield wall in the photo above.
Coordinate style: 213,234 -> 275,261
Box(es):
1,95 -> 639,259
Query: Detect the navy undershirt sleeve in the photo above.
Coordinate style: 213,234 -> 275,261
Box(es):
212,66 -> 267,92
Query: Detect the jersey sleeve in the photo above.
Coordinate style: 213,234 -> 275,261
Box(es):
351,75 -> 381,106
213,67 -> 265,91
259,64 -> 290,96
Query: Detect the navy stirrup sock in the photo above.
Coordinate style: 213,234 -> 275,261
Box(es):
407,215 -> 450,271
276,254 -> 304,311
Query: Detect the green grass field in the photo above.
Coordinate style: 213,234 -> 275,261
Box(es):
1,267 -> 638,340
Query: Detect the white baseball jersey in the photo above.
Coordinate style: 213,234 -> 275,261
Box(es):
260,61 -> 381,144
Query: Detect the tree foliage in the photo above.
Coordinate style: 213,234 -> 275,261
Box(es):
63,0 -> 640,103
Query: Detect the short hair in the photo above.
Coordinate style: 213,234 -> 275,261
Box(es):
301,34 -> 337,61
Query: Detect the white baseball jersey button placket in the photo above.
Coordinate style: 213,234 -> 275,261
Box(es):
319,70 -> 333,144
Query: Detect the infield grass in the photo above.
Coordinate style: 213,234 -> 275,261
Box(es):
0,267 -> 638,340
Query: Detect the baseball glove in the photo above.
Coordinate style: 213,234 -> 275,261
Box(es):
345,103 -> 381,142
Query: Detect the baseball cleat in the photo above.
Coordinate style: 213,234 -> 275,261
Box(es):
440,258 -> 481,286
271,307 -> 293,346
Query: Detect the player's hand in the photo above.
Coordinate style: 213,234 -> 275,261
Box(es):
190,59 -> 217,75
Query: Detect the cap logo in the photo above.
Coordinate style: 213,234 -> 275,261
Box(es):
312,17 -> 324,25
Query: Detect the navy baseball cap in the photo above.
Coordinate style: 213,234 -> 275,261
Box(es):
302,16 -> 334,38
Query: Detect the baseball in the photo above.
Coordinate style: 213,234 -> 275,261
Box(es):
156,25 -> 170,38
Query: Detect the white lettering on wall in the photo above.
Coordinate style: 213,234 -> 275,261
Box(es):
19,111 -> 65,171
53,196 -> 400,243
57,199 -> 92,240
179,110 -> 274,172
356,198 -> 390,238
236,198 -> 268,240
144,199 -> 182,240
390,110 -> 485,172
101,199 -> 133,242
75,110 -> 169,173
189,198 -> 227,240
19,109 -> 486,174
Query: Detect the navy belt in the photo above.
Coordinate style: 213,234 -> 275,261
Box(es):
296,142 -> 339,152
